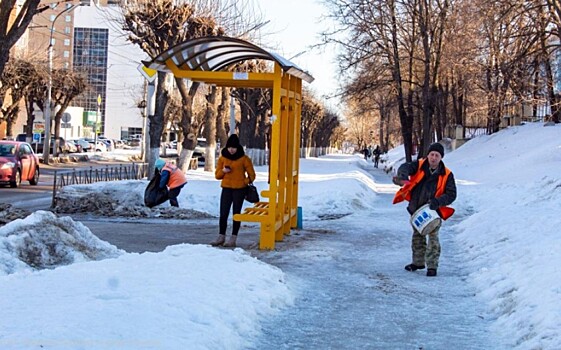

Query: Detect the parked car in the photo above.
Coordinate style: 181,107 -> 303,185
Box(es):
194,138 -> 207,156
114,139 -> 126,149
98,137 -> 114,151
0,141 -> 40,188
66,139 -> 83,153
17,134 -> 78,154
83,138 -> 107,152
70,138 -> 92,152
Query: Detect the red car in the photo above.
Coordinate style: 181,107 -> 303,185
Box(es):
0,141 -> 40,188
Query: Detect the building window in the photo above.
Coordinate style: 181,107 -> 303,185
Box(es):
65,27 -> 71,34
63,51 -> 70,58
65,15 -> 72,22
73,27 -> 110,134
50,14 -> 56,22
64,39 -> 70,46
50,38 -> 56,45
66,3 -> 73,9
64,62 -> 70,69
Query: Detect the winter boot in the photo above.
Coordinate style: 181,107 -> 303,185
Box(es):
404,264 -> 425,272
210,234 -> 225,247
426,269 -> 437,277
223,235 -> 237,248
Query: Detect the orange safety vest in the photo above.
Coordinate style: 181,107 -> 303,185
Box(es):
392,159 -> 455,220
163,163 -> 187,189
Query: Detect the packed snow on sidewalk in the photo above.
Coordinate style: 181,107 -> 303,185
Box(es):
0,122 -> 560,349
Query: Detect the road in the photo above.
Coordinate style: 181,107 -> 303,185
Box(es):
1,159 -> 228,253
1,160 -> 134,211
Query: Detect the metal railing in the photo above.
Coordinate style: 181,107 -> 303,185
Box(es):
51,162 -> 148,208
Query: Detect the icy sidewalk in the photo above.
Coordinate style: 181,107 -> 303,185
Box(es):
250,165 -> 504,349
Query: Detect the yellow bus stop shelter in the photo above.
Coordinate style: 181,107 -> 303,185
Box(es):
143,36 -> 314,250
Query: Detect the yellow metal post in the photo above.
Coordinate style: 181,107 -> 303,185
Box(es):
257,63 -> 283,249
291,78 -> 302,228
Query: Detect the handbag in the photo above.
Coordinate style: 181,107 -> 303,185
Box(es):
245,183 -> 260,203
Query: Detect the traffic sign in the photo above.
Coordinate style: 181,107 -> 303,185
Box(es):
62,112 -> 71,123
137,63 -> 157,82
32,133 -> 41,143
33,122 -> 45,134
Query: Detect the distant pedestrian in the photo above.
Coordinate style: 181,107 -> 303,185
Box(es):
155,158 -> 187,207
362,147 -> 370,160
372,145 -> 381,168
211,134 -> 256,248
392,142 -> 457,277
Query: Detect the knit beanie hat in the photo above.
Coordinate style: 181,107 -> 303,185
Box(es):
427,142 -> 444,157
155,158 -> 166,170
226,134 -> 240,148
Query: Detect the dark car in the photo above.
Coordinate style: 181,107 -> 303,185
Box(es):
17,134 -> 76,155
0,141 -> 40,188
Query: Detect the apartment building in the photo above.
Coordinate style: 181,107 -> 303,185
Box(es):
12,0 -> 146,140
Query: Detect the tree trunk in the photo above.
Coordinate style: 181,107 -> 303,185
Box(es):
175,78 -> 200,172
204,85 -> 218,172
149,72 -> 169,174
216,87 -> 229,147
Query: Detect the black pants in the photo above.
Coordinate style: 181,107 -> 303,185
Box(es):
169,186 -> 183,207
219,187 -> 246,236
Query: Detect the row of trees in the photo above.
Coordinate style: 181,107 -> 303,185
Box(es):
117,0 -> 342,172
0,58 -> 87,150
323,0 -> 561,161
0,0 -> 342,169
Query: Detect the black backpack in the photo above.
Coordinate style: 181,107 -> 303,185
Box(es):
144,170 -> 169,208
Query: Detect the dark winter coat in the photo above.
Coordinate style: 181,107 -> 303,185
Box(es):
396,159 -> 457,215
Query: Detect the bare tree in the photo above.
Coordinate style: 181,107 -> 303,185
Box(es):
323,0 -> 422,161
216,86 -> 230,146
0,58 -> 36,136
0,0 -> 50,80
120,0 -> 224,172
50,68 -> 87,155
300,89 -> 324,150
203,84 -> 218,171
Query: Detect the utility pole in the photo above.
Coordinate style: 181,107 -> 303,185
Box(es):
95,94 -> 101,151
43,4 -> 81,164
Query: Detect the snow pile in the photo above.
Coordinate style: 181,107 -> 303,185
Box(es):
54,181 -> 214,219
0,211 -> 124,275
297,156 -> 383,219
445,123 -> 561,349
0,203 -> 31,226
0,244 -> 293,349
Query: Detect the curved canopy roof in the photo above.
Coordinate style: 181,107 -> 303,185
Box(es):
142,36 -> 314,84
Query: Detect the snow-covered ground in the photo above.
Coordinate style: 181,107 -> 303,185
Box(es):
0,122 -> 560,349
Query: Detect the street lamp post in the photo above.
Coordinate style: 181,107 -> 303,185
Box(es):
43,4 -> 80,164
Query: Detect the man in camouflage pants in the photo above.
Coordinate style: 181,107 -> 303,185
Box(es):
392,142 -> 457,277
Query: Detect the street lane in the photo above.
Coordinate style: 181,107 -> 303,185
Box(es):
1,160 -> 136,211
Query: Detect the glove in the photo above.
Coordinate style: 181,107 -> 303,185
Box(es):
429,198 -> 440,210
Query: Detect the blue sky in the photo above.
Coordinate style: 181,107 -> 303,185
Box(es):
259,0 -> 340,107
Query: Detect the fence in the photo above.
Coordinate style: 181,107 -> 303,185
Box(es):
243,147 -> 338,166
51,162 -> 148,208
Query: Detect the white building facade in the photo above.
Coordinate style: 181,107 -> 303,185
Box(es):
73,4 -> 146,140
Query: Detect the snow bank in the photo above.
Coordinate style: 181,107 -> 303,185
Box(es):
0,211 -> 124,275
